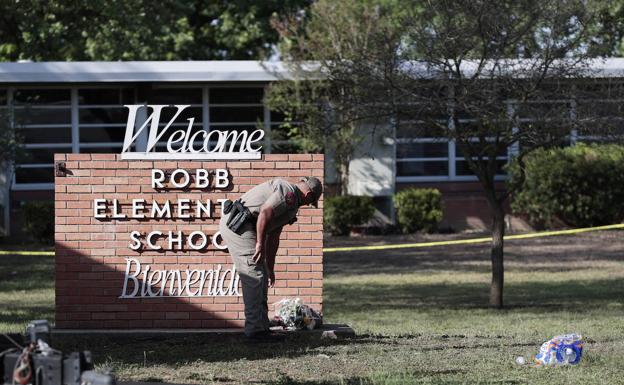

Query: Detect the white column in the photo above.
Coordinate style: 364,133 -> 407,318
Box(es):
390,117 -> 397,224
569,99 -> 578,145
2,88 -> 14,235
135,91 -> 149,152
71,88 -> 79,153
507,101 -> 520,158
448,140 -> 456,180
447,87 -> 456,180
202,86 -> 210,133
263,86 -> 272,154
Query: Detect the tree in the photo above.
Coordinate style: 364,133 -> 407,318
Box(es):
587,0 -> 624,57
266,0 -> 401,194
270,0 -> 614,307
0,110 -> 23,236
0,0 -> 312,61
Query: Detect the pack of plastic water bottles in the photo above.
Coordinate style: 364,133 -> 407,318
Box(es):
534,333 -> 584,366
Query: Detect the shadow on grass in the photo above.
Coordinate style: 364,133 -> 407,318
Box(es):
52,333 -> 374,365
0,254 -> 54,292
262,371 -> 522,385
0,306 -> 55,327
325,278 -> 624,313
0,254 -> 55,332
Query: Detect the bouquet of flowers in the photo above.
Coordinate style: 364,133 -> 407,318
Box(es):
273,298 -> 323,331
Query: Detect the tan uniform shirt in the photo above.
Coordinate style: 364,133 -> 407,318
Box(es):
239,178 -> 301,234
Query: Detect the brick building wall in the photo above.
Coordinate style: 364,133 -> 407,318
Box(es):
54,153 -> 323,329
396,182 -> 531,231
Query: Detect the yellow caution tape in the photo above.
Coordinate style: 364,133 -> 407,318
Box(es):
322,223 -> 624,253
1,223 -> 622,255
0,250 -> 54,256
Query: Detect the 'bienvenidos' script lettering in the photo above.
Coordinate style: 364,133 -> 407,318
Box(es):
120,258 -> 241,298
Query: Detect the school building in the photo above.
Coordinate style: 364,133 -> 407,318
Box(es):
1,59 -> 623,236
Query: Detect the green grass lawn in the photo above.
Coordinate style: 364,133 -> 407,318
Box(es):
1,231 -> 624,384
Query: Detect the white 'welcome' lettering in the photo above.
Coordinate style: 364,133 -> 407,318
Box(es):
121,105 -> 264,160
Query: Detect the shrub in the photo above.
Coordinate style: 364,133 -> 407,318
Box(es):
324,195 -> 375,236
393,188 -> 443,233
21,201 -> 54,245
508,143 -> 624,228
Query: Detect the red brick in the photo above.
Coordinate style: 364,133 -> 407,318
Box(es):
67,185 -> 91,193
55,156 -> 324,329
275,162 -> 299,169
165,312 -> 190,320
289,154 -> 312,161
91,154 -> 117,160
288,264 -> 312,272
299,288 -> 322,295
68,154 -> 92,161
92,169 -> 116,177
251,161 -> 275,169
264,154 -> 289,161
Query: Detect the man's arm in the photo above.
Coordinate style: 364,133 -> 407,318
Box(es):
265,229 -> 281,287
253,202 -> 275,263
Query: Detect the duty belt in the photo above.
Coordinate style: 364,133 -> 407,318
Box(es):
224,199 -> 255,234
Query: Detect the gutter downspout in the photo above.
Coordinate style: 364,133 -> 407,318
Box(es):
1,161 -> 10,236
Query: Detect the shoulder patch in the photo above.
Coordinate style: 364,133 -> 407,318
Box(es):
285,191 -> 296,207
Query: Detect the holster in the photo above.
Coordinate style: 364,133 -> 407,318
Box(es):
225,199 -> 255,234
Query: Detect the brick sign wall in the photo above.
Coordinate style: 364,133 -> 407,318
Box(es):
54,153 -> 323,329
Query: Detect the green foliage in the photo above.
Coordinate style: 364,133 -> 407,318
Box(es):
0,0 -> 311,61
263,81 -> 328,154
21,201 -> 54,245
324,195 -> 375,236
0,110 -> 23,165
266,0 -> 401,193
588,0 -> 624,57
393,188 -> 443,233
509,143 -> 624,228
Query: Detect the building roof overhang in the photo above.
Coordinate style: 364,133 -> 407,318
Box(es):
0,61 -> 291,83
1,58 -> 624,84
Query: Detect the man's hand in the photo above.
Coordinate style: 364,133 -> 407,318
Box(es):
268,269 -> 276,287
252,241 -> 263,264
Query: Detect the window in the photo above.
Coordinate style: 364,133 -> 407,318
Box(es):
395,114 -> 509,181
396,139 -> 449,177
575,99 -> 624,143
78,88 -> 135,153
208,87 -> 267,150
455,139 -> 509,177
9,84 -> 296,189
12,88 -> 72,188
395,119 -> 454,181
396,87 -> 624,182
209,87 -> 264,124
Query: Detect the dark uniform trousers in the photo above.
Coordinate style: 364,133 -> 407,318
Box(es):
218,178 -> 300,336
219,212 -> 270,336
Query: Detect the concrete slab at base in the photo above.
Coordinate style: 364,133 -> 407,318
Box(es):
51,323 -> 355,338
119,383 -> 193,385
51,328 -> 245,335
287,323 -> 356,338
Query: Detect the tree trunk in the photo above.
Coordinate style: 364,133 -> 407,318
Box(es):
489,204 -> 505,308
339,160 -> 350,195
